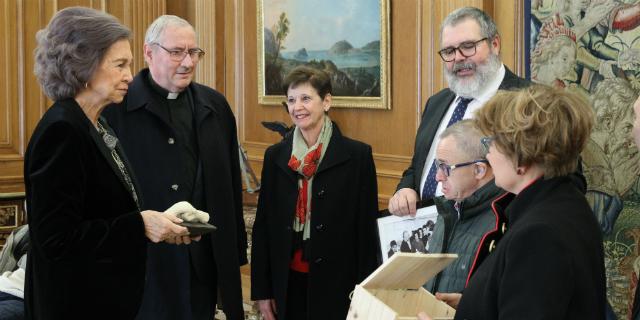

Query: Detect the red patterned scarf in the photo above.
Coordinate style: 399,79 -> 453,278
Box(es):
287,117 -> 332,271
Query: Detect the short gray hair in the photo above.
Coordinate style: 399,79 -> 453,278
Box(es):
34,7 -> 131,101
440,119 -> 486,160
145,15 -> 194,44
441,7 -> 499,43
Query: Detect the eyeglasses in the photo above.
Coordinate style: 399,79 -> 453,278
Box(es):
152,43 -> 205,62
480,136 -> 495,154
438,37 -> 488,62
435,159 -> 488,177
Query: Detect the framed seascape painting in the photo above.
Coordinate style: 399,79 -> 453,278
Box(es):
527,1 -> 640,318
257,0 -> 390,109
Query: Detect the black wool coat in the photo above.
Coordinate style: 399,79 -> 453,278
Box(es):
24,99 -> 147,319
103,69 -> 247,319
251,124 -> 379,320
455,177 -> 607,320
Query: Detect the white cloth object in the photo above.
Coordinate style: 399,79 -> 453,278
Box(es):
0,225 -> 28,273
0,268 -> 24,299
164,201 -> 210,223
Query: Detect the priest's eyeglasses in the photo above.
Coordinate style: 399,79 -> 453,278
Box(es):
438,37 -> 488,62
435,159 -> 488,177
153,43 -> 205,62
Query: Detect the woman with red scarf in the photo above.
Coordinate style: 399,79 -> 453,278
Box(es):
251,66 -> 379,320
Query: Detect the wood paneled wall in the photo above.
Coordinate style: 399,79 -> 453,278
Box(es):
0,0 -> 524,209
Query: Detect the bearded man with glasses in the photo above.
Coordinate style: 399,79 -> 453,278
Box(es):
419,120 -> 503,305
388,7 -> 530,217
103,15 -> 247,320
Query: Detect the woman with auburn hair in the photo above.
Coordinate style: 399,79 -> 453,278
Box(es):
464,85 -> 605,318
421,85 -> 606,319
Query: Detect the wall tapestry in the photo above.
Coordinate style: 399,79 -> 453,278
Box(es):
529,0 -> 640,318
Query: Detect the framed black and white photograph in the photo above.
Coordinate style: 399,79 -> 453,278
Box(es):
377,205 -> 438,263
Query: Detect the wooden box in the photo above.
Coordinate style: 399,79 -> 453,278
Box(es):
347,253 -> 457,320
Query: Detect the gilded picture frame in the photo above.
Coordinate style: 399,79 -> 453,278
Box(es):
257,0 -> 391,109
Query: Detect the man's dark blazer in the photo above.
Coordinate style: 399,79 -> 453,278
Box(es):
24,98 -> 147,319
396,67 -> 530,195
103,69 -> 247,320
250,124 -> 379,320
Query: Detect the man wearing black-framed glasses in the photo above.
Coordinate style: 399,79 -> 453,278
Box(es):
103,15 -> 246,320
388,7 -> 529,217
437,37 -> 487,63
422,120 -> 503,302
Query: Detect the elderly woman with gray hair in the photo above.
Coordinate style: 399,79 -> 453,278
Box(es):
25,7 -> 191,319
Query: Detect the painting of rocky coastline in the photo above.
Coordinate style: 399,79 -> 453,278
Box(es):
257,0 -> 390,109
